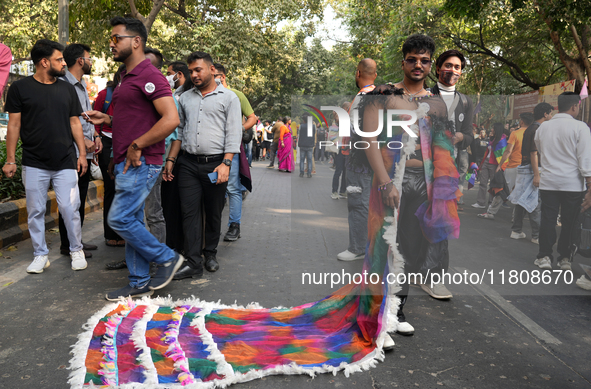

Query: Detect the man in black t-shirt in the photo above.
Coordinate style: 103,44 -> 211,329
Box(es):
2,39 -> 88,274
508,102 -> 553,244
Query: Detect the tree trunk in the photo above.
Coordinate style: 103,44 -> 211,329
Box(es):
127,0 -> 166,34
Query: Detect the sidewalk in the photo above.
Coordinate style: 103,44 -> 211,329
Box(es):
0,160 -> 590,388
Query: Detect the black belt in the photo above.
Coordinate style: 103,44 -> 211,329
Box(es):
182,151 -> 224,163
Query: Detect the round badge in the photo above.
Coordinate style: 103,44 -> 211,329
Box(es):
459,113 -> 465,122
145,82 -> 155,93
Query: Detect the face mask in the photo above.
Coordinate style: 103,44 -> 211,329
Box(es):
166,74 -> 177,89
439,70 -> 460,86
215,77 -> 221,86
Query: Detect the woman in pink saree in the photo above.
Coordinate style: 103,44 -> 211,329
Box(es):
278,116 -> 294,172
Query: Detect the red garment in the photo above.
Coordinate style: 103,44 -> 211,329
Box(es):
93,88 -> 114,135
0,43 -> 12,95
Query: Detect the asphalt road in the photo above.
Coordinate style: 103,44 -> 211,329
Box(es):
0,159 -> 589,389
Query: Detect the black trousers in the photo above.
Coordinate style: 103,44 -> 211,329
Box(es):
269,142 -> 278,165
162,161 -> 184,252
97,136 -> 122,241
538,190 -> 585,261
59,159 -> 91,250
177,153 -> 227,270
397,167 -> 449,297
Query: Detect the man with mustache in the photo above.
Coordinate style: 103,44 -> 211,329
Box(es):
85,17 -> 182,301
164,51 -> 242,280
3,39 -> 88,273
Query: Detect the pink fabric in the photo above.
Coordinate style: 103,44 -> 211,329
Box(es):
0,43 -> 12,95
278,132 -> 294,172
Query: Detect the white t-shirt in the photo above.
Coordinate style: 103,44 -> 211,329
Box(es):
534,113 -> 591,191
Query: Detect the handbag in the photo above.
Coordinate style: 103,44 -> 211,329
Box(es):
242,127 -> 254,144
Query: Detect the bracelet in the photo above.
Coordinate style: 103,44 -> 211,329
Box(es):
378,179 -> 394,191
4,162 -> 16,165
166,157 -> 176,163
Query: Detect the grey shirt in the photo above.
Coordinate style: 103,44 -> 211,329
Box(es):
61,70 -> 95,159
177,83 -> 242,155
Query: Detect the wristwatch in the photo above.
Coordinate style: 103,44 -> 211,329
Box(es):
131,142 -> 141,151
222,159 -> 232,167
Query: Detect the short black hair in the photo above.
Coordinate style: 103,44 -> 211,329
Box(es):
402,34 -> 436,59
144,47 -> 163,68
519,112 -> 534,126
533,102 -> 553,120
187,51 -> 214,66
169,61 -> 189,75
557,92 -> 580,113
213,63 -> 226,75
435,49 -> 466,78
283,116 -> 291,123
31,39 -> 64,65
63,43 -> 91,68
110,16 -> 148,46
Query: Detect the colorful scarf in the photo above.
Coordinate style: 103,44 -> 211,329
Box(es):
493,135 -> 508,165
414,114 -> 462,244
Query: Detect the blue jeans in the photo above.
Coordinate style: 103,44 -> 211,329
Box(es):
299,147 -> 314,174
227,154 -> 245,225
109,158 -> 175,288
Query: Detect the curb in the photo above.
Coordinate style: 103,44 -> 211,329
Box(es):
0,180 -> 104,248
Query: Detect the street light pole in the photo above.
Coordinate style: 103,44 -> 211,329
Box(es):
58,0 -> 69,46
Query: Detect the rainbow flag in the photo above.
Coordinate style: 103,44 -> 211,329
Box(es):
493,135 -> 508,165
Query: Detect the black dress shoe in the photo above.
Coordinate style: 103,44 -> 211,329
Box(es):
61,248 -> 92,258
204,255 -> 219,272
223,222 -> 241,241
105,259 -> 127,270
173,265 -> 203,280
83,242 -> 98,251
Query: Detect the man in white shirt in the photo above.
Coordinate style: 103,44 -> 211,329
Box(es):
533,92 -> 591,271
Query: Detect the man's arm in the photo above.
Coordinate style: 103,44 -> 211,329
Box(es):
70,116 -> 88,175
2,113 -> 21,178
578,124 -> 591,211
531,152 -> 540,187
214,95 -> 242,184
243,113 -> 257,131
123,96 -> 180,173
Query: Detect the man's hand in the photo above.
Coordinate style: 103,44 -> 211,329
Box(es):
123,145 -> 142,174
582,189 -> 591,212
94,137 -> 103,154
107,158 -> 115,180
496,165 -> 501,173
452,132 -> 464,145
83,110 -> 109,125
77,156 -> 88,176
163,161 -> 175,181
213,163 -> 230,184
380,183 -> 400,209
84,138 -> 95,153
533,175 -> 540,188
2,164 -> 17,178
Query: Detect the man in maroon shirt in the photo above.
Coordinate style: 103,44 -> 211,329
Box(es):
86,17 -> 182,301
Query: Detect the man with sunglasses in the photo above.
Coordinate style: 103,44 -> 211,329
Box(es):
58,43 -> 103,260
85,17 -> 182,301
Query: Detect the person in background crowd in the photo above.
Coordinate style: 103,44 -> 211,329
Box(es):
213,63 -> 256,242
58,43 -> 103,259
473,123 -> 506,209
298,113 -> 315,178
470,129 -> 488,165
262,120 -> 272,159
95,65 -> 126,254
331,104 -> 349,200
315,122 -> 326,162
496,112 -> 534,192
85,17 -> 182,300
338,58 -> 376,262
267,118 -> 284,168
507,102 -> 553,245
533,92 -> 591,271
166,61 -> 192,97
278,116 -> 294,173
165,52 -> 241,280
3,39 -> 88,274
0,42 -> 12,95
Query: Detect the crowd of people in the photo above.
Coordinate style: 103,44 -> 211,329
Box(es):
1,21 -> 591,353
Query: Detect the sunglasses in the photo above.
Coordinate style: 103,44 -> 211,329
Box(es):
404,58 -> 432,66
109,35 -> 138,44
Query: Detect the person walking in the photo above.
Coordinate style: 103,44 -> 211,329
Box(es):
298,114 -> 315,177
278,117 -> 294,173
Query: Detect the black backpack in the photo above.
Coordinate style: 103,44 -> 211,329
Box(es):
242,127 -> 254,144
570,209 -> 591,259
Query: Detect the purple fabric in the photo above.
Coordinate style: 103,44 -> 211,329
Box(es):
278,132 -> 294,172
239,142 -> 252,192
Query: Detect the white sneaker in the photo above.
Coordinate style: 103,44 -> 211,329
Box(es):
471,203 -> 486,208
339,192 -> 347,199
477,213 -> 495,219
331,192 -> 339,200
420,282 -> 453,299
576,275 -> 591,291
510,231 -> 526,239
531,238 -> 539,245
558,258 -> 571,271
534,256 -> 552,270
396,321 -> 415,336
26,255 -> 50,274
71,250 -> 87,271
383,333 -> 395,351
337,250 -> 364,261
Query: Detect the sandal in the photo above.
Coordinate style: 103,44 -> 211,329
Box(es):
106,239 -> 118,247
116,240 -> 126,247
